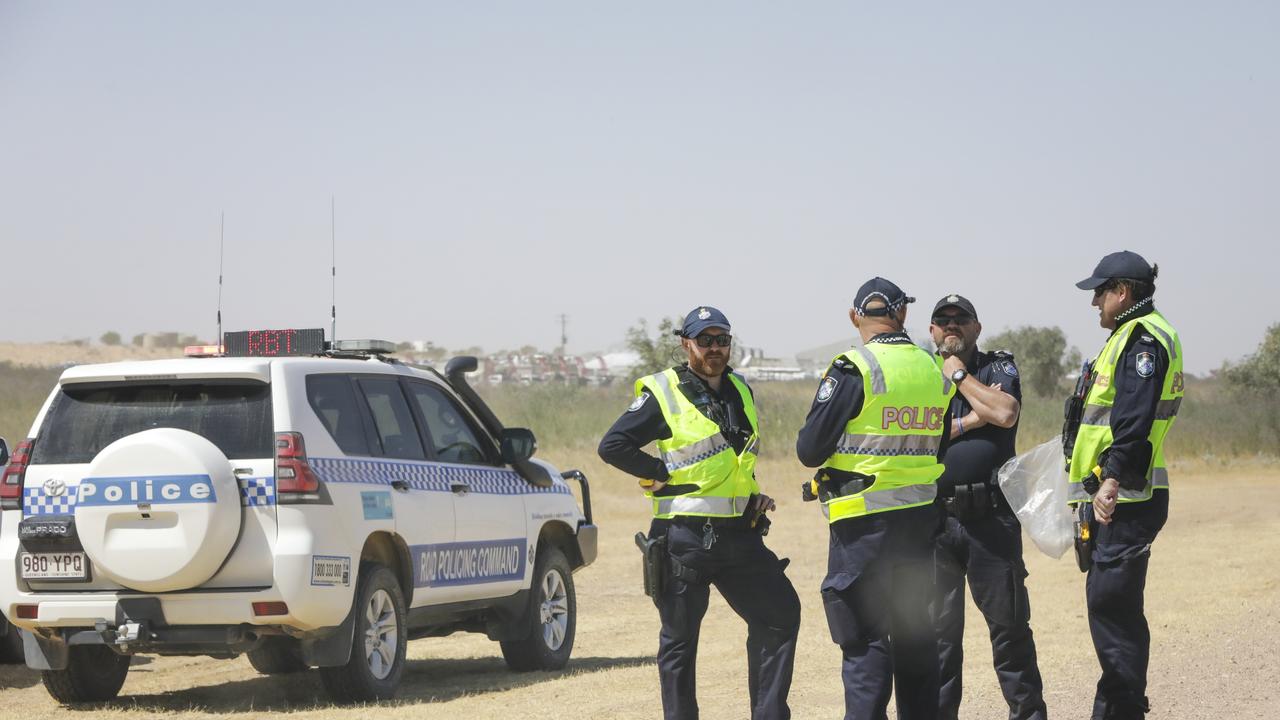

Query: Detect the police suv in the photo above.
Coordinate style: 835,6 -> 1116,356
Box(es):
0,329 -> 597,704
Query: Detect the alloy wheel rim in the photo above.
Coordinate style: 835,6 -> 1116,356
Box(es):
538,569 -> 569,651
363,588 -> 399,679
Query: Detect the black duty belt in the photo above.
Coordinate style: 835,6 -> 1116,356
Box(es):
816,475 -> 874,504
667,514 -> 753,531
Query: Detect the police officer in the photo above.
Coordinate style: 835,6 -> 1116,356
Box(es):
796,278 -> 953,720
928,294 -> 1048,720
1065,251 -> 1182,720
598,306 -> 801,720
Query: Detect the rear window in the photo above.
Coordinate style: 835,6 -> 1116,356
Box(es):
31,382 -> 274,464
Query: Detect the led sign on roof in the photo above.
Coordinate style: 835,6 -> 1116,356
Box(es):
223,329 -> 326,357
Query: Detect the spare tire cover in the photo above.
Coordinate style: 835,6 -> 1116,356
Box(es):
75,428 -> 242,592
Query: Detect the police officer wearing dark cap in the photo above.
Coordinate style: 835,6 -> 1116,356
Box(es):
796,278 -> 954,720
599,306 -> 801,720
928,294 -> 1048,720
1064,252 -> 1183,720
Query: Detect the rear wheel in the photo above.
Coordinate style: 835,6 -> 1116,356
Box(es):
501,544 -> 575,671
0,617 -> 25,664
319,564 -> 407,703
42,645 -> 131,704
247,636 -> 309,675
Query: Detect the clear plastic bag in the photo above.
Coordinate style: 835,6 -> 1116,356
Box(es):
996,438 -> 1074,559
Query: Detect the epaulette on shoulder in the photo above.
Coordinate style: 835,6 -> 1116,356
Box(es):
829,357 -> 860,375
990,350 -> 1015,360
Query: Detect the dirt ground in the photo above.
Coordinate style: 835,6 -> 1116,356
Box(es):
1,457 -> 1276,719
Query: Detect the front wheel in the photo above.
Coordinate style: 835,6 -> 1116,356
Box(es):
42,645 -> 131,704
319,564 -> 407,703
501,544 -> 576,671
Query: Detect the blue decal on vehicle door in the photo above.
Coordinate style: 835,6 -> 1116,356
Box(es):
361,491 -> 394,520
410,539 -> 527,587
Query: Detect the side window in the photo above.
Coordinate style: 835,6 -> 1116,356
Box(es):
356,378 -> 426,460
406,382 -> 492,465
305,374 -> 371,456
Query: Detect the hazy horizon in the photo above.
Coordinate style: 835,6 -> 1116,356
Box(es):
3,2 -> 1276,375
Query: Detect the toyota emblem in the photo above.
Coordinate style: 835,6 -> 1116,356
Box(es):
43,478 -> 66,497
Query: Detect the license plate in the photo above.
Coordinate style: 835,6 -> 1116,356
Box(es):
20,552 -> 88,580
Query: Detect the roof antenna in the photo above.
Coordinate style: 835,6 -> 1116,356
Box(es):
330,196 -> 337,342
217,211 -> 225,347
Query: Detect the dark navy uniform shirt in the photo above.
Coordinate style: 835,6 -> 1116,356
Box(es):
1101,305 -> 1170,490
795,332 -> 952,468
597,365 -> 753,490
935,348 -> 1021,496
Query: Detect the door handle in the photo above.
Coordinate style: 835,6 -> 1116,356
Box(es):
450,482 -> 469,495
390,479 -> 410,492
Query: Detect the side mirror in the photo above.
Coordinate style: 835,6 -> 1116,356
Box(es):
499,428 -> 537,464
0,438 -> 7,467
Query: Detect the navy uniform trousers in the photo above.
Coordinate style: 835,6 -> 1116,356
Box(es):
1087,490 -> 1168,720
656,518 -> 802,720
820,503 -> 940,720
933,508 -> 1047,720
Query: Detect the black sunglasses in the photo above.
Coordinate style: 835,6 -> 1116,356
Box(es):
694,334 -> 732,348
1093,280 -> 1119,298
931,315 -> 974,328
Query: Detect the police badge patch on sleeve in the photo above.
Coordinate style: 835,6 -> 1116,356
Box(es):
628,392 -> 651,412
999,360 -> 1018,377
816,376 -> 838,403
1136,352 -> 1155,378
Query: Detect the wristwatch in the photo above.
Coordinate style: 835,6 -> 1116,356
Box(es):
950,368 -> 968,384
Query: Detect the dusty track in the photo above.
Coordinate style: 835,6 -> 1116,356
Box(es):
1,458 -> 1276,719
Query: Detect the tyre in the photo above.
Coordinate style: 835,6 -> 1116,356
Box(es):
42,645 -> 131,704
0,617 -> 25,664
319,564 -> 407,703
501,544 -> 575,671
247,636 -> 309,675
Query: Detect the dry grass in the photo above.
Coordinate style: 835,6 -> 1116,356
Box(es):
1,456 -> 1277,719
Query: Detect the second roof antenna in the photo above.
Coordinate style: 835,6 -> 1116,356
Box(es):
330,196 -> 337,342
217,211 -> 225,347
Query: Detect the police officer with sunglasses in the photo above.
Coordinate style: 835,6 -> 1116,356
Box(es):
927,295 -> 1047,720
599,306 -> 801,720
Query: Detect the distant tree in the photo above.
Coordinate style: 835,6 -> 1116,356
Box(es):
100,331 -> 122,346
518,345 -> 538,355
626,317 -> 682,377
985,325 -> 1079,397
1224,323 -> 1280,389
178,334 -> 200,346
131,333 -> 145,347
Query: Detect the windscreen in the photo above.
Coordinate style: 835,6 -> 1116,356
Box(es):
30,381 -> 274,464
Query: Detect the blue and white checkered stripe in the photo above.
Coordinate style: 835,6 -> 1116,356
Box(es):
238,477 -> 276,507
310,457 -> 572,496
23,487 -> 77,517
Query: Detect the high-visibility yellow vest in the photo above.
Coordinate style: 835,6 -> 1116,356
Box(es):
819,342 -> 955,523
1067,310 -> 1183,504
634,368 -> 760,519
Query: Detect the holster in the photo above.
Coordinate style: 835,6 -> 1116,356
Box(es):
813,469 -> 874,504
944,481 -> 993,522
1074,503 -> 1095,573
634,532 -> 667,608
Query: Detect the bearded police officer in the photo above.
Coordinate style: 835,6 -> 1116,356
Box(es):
796,278 -> 954,720
598,306 -> 801,720
1065,252 -> 1183,720
928,294 -> 1047,720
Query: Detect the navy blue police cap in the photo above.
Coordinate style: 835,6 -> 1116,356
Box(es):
678,306 -> 731,338
932,293 -> 978,320
854,277 -> 915,317
1076,250 -> 1157,290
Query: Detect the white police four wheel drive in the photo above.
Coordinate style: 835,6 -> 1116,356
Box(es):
0,331 -> 597,705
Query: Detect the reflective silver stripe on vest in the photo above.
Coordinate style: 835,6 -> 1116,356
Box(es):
852,345 -> 887,394
835,433 -> 941,457
1151,467 -> 1169,488
656,495 -> 751,517
650,371 -> 682,416
1105,330 -> 1127,368
942,375 -> 953,395
1155,398 -> 1181,420
1067,483 -> 1091,503
661,435 -> 731,471
1082,404 -> 1111,426
863,483 -> 937,511
1068,467 -> 1170,504
744,436 -> 760,457
1145,323 -> 1178,360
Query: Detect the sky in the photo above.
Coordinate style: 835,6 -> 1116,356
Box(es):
1,2 -> 1276,375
